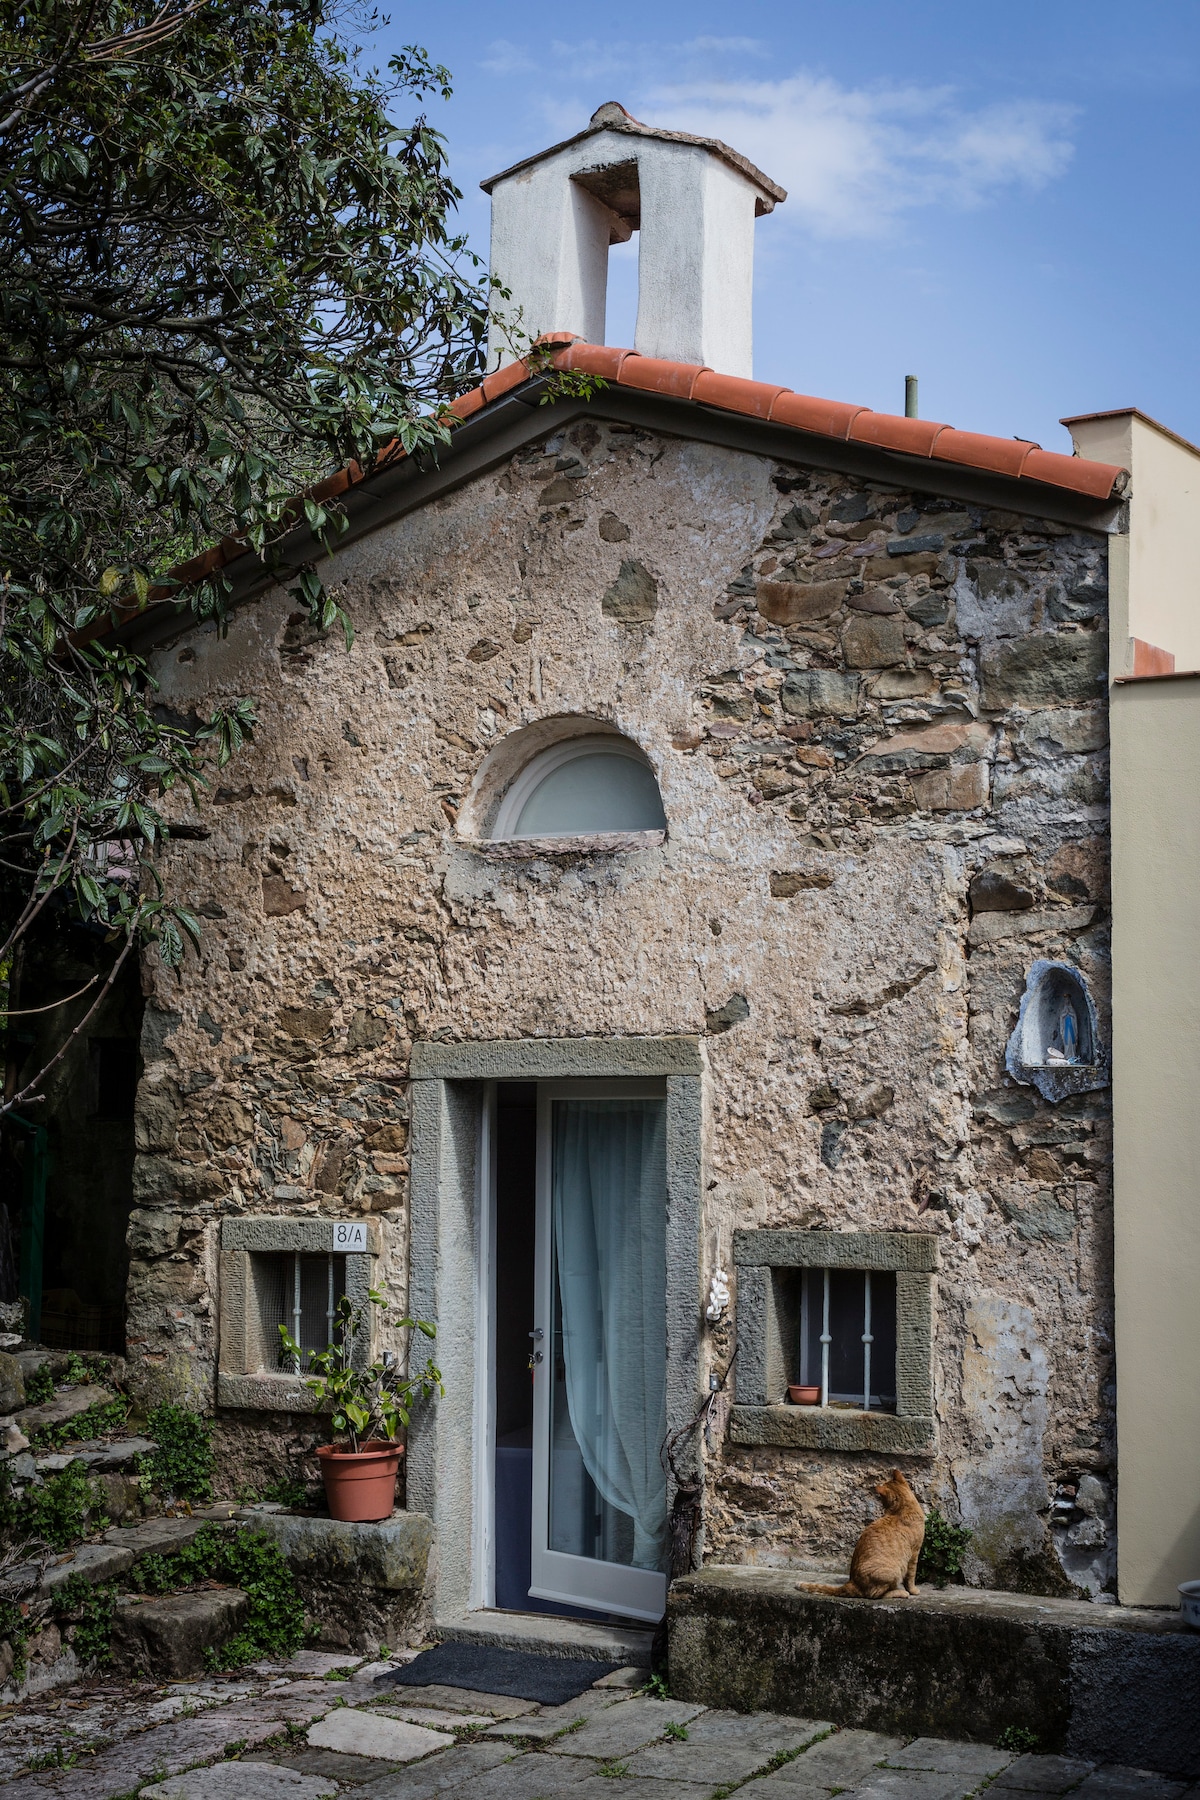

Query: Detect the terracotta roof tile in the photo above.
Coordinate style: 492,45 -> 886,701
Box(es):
846,413 -> 948,456
547,342 -> 1126,499
692,371 -> 789,419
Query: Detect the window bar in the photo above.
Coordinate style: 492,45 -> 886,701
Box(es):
327,1254 -> 335,1354
862,1270 -> 873,1413
820,1268 -> 831,1409
292,1252 -> 303,1374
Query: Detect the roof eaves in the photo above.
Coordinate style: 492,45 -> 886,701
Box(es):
86,337 -> 1128,648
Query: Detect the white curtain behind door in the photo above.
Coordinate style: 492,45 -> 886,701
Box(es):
552,1099 -> 668,1570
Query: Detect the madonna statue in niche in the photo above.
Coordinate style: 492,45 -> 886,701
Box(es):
1006,959 -> 1107,1102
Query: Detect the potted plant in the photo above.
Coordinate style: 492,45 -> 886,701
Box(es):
279,1288 -> 441,1523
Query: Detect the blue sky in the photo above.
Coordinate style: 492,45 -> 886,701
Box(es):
372,1 -> 1198,456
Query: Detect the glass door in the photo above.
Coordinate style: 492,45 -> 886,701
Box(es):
530,1083 -> 669,1623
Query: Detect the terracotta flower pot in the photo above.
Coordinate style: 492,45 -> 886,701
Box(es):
317,1439 -> 403,1522
787,1384 -> 821,1406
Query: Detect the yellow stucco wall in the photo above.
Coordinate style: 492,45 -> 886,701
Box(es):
1109,674 -> 1200,1605
1067,409 -> 1200,674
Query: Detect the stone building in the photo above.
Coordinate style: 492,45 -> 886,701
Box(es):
72,105 -> 1200,1631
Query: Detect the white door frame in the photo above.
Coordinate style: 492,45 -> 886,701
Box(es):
530,1079 -> 669,1624
405,1036 -> 704,1629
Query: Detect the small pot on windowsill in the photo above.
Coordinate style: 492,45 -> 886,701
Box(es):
787,1385 -> 821,1406
1180,1580 -> 1200,1629
317,1439 -> 403,1522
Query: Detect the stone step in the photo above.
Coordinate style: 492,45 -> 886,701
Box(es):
668,1562 -> 1200,1781
111,1585 -> 251,1679
13,1383 -> 118,1437
437,1607 -> 656,1666
0,1503 -> 243,1602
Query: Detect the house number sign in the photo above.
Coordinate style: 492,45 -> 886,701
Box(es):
331,1221 -> 368,1252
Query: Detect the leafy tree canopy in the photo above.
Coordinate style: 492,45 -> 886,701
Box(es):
0,0 -> 490,1110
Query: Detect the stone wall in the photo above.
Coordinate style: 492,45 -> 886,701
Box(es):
130,415 -> 1114,1595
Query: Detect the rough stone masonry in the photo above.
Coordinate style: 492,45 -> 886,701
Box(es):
129,412 -> 1115,1600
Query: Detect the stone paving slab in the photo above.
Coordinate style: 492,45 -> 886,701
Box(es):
888,1738 -> 1014,1777
748,1730 -> 906,1789
626,1738 -> 794,1784
994,1757 -> 1097,1793
565,1779 -> 719,1800
384,1685 -> 538,1719
543,1698 -> 706,1758
854,1772 -> 988,1800
485,1690 -> 631,1740
339,1740 -> 514,1800
363,1748 -> 596,1800
144,1762 -> 339,1799
1072,1771 -> 1186,1800
373,1704 -> 499,1730
593,1668 -> 646,1689
250,1746 -> 408,1785
2,1707 -> 286,1798
308,1709 -> 456,1762
103,1516 -> 228,1557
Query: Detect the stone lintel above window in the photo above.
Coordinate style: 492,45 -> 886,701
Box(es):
217,1214 -> 379,1413
730,1229 -> 939,1455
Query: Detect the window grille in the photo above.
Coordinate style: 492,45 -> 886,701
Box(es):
798,1268 -> 897,1411
255,1252 -> 347,1373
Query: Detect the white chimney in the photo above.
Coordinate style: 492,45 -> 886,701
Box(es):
481,102 -> 786,379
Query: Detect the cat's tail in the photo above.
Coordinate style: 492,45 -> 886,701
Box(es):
797,1580 -> 859,1597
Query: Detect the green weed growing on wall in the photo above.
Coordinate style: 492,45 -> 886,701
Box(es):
918,1508 -> 973,1588
139,1405 -> 215,1503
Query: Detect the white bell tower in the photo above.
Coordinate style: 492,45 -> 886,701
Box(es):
481,102 -> 786,379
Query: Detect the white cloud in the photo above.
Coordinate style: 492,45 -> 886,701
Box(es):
636,74 -> 1077,238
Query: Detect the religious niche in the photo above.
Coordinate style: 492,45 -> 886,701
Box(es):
1006,959 -> 1108,1103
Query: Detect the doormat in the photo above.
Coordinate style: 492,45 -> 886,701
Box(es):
376,1641 -> 622,1705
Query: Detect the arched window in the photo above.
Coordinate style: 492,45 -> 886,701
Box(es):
490,735 -> 666,840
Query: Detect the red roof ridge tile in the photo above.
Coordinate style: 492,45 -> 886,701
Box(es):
550,342 -> 1127,501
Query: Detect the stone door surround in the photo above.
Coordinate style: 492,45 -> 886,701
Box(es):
406,1034 -> 705,1621
731,1228 -> 939,1454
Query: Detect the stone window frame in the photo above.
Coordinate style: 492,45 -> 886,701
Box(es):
216,1215 -> 380,1412
731,1229 -> 939,1454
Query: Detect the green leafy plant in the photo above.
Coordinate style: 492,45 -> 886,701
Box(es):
139,1404 -> 215,1503
279,1289 -> 441,1451
23,1364 -> 54,1406
917,1508 -> 972,1589
996,1724 -> 1040,1753
52,1574 -> 117,1668
30,1394 -> 128,1450
642,1672 -> 670,1700
0,1598 -> 29,1685
126,1522 -> 305,1665
598,1762 -> 630,1779
19,1461 -> 106,1550
664,1723 -> 689,1741
261,1476 -> 310,1510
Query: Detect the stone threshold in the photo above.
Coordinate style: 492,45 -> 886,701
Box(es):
437,1607 -> 655,1666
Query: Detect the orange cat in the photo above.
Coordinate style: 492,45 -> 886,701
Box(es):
800,1470 -> 926,1599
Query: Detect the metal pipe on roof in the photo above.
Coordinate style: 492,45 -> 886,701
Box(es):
905,375 -> 919,419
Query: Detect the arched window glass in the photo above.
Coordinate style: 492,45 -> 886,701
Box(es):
491,737 -> 666,839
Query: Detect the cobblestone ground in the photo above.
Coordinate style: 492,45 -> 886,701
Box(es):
0,1651 -> 1194,1800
